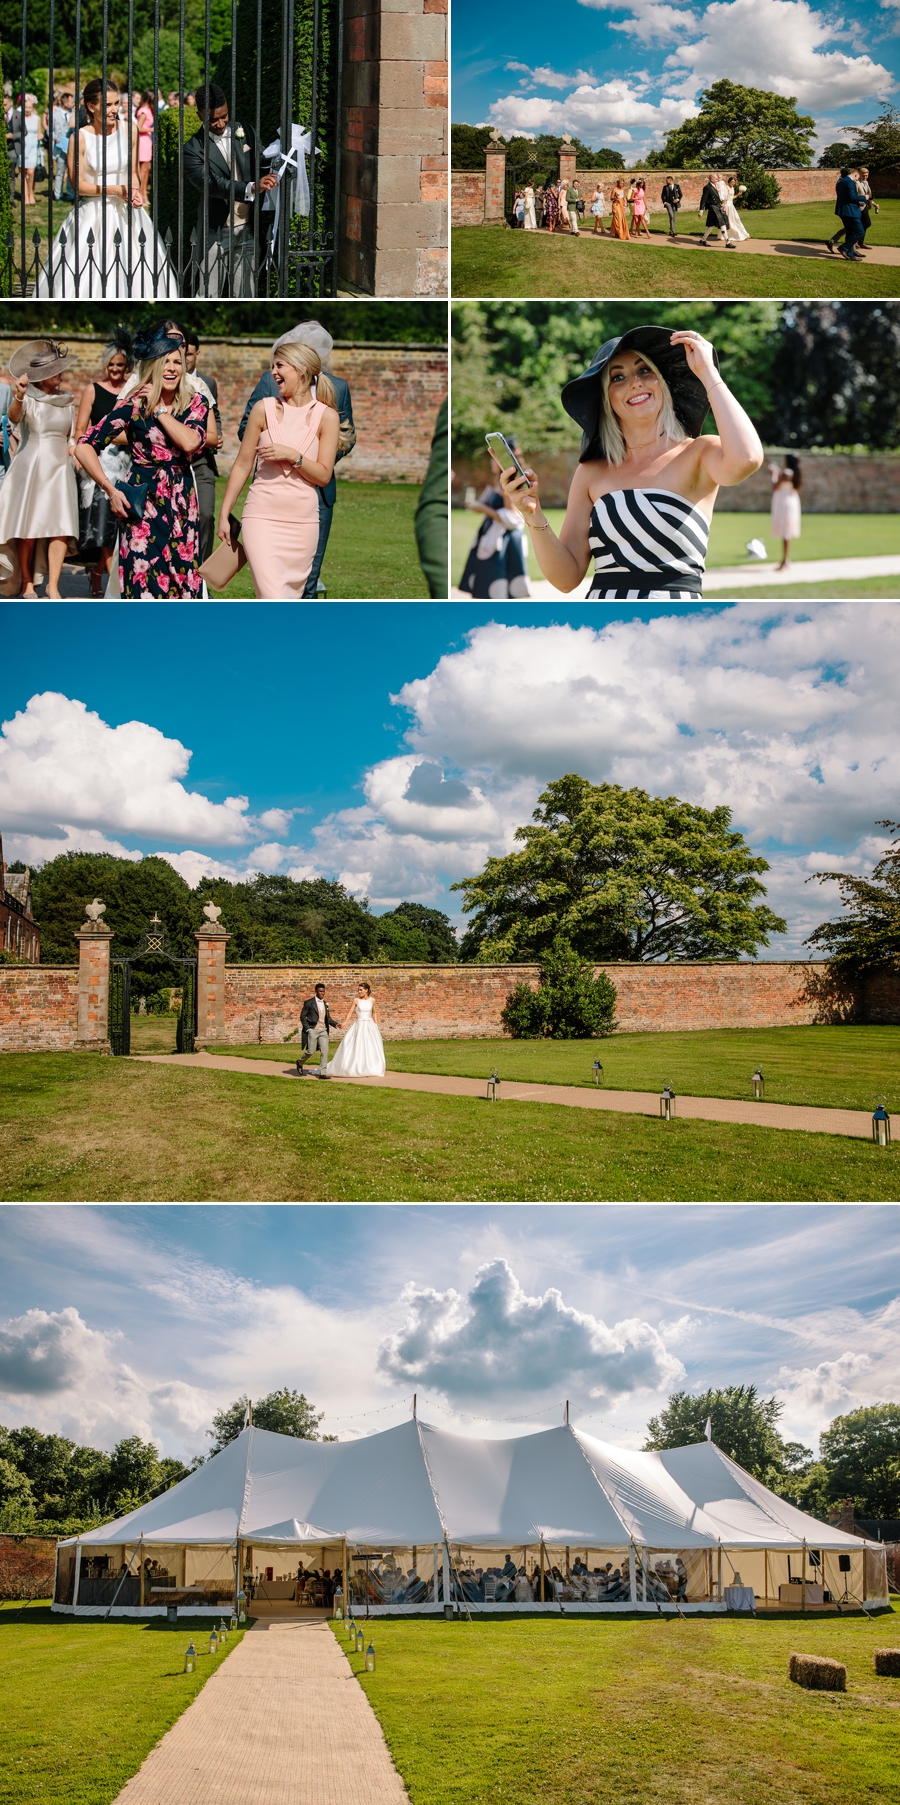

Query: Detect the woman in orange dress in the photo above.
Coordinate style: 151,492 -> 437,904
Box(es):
217,342 -> 346,599
610,182 -> 629,239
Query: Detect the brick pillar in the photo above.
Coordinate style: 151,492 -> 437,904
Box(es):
194,926 -> 231,1047
340,0 -> 447,296
558,147 -> 577,190
74,919 -> 113,1053
484,144 -> 506,222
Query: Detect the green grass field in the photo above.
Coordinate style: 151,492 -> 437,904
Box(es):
338,1610 -> 900,1805
212,1024 -> 900,1113
208,478 -> 427,600
2,1050 -> 898,1201
452,510 -> 898,591
451,210 -> 900,298
646,197 -> 900,248
0,1602 -> 244,1805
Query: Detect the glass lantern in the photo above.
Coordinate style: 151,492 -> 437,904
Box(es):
356,1627 -> 364,1653
208,1629 -> 218,1655
238,1589 -> 247,1624
230,1612 -> 238,1632
659,1085 -> 676,1121
872,1103 -> 891,1147
184,1641 -> 197,1673
752,1068 -> 764,1100
347,1615 -> 356,1644
365,1642 -> 376,1672
333,1586 -> 344,1620
592,1060 -> 603,1087
487,1070 -> 501,1102
218,1621 -> 228,1643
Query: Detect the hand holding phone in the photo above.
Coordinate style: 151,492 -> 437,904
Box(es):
485,431 -> 532,488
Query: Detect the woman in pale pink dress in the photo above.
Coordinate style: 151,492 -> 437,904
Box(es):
631,178 -> 651,238
217,342 -> 346,599
135,92 -> 155,203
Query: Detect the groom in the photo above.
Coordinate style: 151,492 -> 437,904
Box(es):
297,984 -> 343,1078
183,83 -> 278,294
698,173 -> 734,249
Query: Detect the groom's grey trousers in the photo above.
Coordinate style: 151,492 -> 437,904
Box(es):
304,1025 -> 330,1069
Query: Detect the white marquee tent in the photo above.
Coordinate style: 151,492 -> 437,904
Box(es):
53,1421 -> 888,1616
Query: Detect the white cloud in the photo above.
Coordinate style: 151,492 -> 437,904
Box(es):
0,1306 -> 117,1396
777,1350 -> 874,1417
505,60 -> 598,89
2,827 -> 143,866
0,693 -> 258,847
488,80 -> 691,142
663,0 -> 895,110
377,1258 -> 685,1406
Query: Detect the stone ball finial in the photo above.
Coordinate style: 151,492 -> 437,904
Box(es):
84,899 -> 106,922
202,901 -> 224,925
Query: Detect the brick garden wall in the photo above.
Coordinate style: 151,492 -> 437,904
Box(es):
451,164 -> 892,226
453,451 -> 900,513
0,338 -> 448,483
0,968 -> 78,1051
0,1537 -> 57,1602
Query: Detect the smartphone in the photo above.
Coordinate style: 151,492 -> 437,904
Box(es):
485,431 -> 531,488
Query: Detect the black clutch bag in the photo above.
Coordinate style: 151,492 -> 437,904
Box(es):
114,477 -> 151,523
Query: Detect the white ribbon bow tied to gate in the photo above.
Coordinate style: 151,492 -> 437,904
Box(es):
262,124 -> 317,243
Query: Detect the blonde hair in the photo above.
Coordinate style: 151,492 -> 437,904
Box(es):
135,348 -> 193,417
272,342 -> 353,450
598,351 -> 688,467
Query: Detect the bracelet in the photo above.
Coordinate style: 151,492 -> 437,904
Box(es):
530,517 -> 552,532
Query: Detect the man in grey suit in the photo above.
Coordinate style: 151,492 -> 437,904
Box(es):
238,320 -> 356,597
297,985 -> 343,1078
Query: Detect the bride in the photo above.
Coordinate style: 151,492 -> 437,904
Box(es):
723,177 -> 750,244
328,983 -> 386,1078
37,78 -> 177,297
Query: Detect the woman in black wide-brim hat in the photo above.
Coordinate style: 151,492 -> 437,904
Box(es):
498,326 -> 763,599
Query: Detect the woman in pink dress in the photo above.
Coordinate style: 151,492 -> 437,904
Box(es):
135,92 -> 155,203
631,178 -> 651,238
217,342 -> 346,599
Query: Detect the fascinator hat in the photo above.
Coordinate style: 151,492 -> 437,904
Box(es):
103,323 -> 135,367
560,325 -> 720,464
272,319 -> 334,364
9,338 -> 75,382
132,320 -> 185,361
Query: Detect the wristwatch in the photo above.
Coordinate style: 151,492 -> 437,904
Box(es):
292,452 -> 304,469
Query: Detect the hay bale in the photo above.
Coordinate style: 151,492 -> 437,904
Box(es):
874,1649 -> 900,1676
789,1653 -> 847,1691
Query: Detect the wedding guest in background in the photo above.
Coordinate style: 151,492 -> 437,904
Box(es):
0,340 -> 79,599
543,178 -> 560,233
73,325 -> 134,596
135,92 -> 155,202
609,178 -> 629,239
523,183 -> 537,230
660,175 -> 681,237
237,321 -> 356,598
415,397 -> 448,599
459,437 -> 531,598
769,454 -> 802,570
50,89 -> 74,200
182,329 -> 221,563
631,178 -> 651,238
827,166 -> 864,260
590,182 -> 607,234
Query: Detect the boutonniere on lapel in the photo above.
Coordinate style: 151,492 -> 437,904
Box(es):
235,125 -> 245,144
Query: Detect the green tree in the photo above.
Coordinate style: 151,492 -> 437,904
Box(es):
817,143 -> 854,169
0,41 -> 12,298
502,941 -> 617,1039
31,851 -> 197,965
451,124 -> 493,170
767,306 -> 900,452
195,873 -> 381,964
644,1385 -> 804,1484
734,162 -> 781,210
454,776 -> 786,964
2,300 -> 447,343
659,81 -> 815,169
640,147 -> 702,170
132,28 -> 201,95
372,916 -> 431,963
0,1456 -> 35,1512
848,105 -> 900,173
805,822 -> 900,971
818,1405 -> 900,1519
376,902 -> 459,963
208,1388 -> 324,1453
104,1437 -> 188,1512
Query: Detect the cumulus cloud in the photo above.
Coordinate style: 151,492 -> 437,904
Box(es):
663,0 -> 895,110
0,693 -> 261,847
0,1306 -> 118,1396
488,79 -> 690,142
777,1350 -> 874,1416
505,60 -> 598,88
377,1259 -> 684,1406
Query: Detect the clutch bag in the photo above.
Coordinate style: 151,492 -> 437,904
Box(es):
114,477 -> 151,523
199,517 -> 247,590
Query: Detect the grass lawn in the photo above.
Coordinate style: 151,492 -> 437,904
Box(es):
217,1024 -> 900,1114
703,577 -> 900,597
0,1601 -> 244,1805
646,196 -> 900,248
2,1052 -> 898,1201
128,1014 -> 180,1054
452,510 -> 898,591
207,478 -> 427,600
451,223 -> 900,298
337,1609 -> 900,1805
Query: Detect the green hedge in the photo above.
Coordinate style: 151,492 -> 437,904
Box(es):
155,104 -> 201,266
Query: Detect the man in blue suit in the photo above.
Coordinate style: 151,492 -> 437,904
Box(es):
827,168 -> 864,261
238,320 -> 356,596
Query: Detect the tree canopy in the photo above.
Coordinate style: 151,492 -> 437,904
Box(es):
450,126 -> 622,171
502,942 -> 617,1039
769,306 -> 900,453
817,143 -> 855,169
818,1405 -> 900,1520
453,776 -> 786,965
657,81 -> 816,169
5,300 -> 446,344
207,1389 -> 326,1453
804,822 -> 900,971
0,1424 -> 189,1533
848,105 -> 900,172
643,1385 -> 809,1486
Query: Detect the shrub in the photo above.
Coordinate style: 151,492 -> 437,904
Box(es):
736,162 -> 781,209
789,1653 -> 846,1691
874,1649 -> 900,1676
502,943 -> 617,1040
155,103 -> 201,255
132,29 -> 201,97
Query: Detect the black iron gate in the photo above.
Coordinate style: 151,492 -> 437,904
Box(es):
505,161 -> 558,225
8,0 -> 342,297
109,914 -> 197,1056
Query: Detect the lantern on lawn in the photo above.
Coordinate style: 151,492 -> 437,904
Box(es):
333,1586 -> 344,1620
592,1060 -> 603,1087
237,1590 -> 247,1624
230,1612 -> 238,1632
752,1068 -> 764,1100
660,1084 -> 676,1121
218,1620 -> 228,1643
184,1641 -> 197,1673
487,1070 -> 500,1102
347,1614 -> 356,1644
208,1629 -> 218,1655
872,1102 -> 891,1148
365,1642 -> 376,1672
356,1627 -> 365,1653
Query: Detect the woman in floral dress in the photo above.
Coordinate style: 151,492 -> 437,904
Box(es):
75,322 -> 208,597
542,180 -> 560,232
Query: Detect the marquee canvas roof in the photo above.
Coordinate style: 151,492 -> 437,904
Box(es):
63,1421 -> 873,1552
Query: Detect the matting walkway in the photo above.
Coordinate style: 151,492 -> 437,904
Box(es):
134,1052 -> 875,1140
113,1616 -> 409,1805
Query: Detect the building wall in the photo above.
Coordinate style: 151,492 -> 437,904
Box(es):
0,339 -> 448,484
452,164 -> 896,226
452,451 -> 900,514
0,900 -> 40,964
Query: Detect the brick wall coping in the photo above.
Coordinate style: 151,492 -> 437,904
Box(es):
21,958 -> 831,970
0,336 -> 446,351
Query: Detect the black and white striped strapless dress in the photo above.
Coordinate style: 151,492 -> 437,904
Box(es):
588,488 -> 709,599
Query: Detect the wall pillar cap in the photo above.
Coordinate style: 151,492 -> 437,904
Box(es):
195,927 -> 232,942
74,925 -> 114,940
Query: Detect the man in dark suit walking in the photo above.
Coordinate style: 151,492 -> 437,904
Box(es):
297,984 -> 343,1077
698,173 -> 734,248
238,320 -> 356,598
660,178 -> 682,237
183,83 -> 278,293
827,167 -> 864,260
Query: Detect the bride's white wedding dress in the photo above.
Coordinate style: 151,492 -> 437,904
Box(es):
724,192 -> 750,242
328,998 -> 386,1077
37,124 -> 177,297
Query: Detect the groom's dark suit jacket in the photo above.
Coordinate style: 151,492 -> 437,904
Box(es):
699,181 -> 726,225
301,996 -> 340,1033
834,174 -> 862,220
183,121 -> 262,236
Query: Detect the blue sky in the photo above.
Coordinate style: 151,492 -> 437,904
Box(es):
453,0 -> 899,157
2,601 -> 898,952
1,1204 -> 898,1460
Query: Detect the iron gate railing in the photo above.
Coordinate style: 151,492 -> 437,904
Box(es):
7,0 -> 343,296
505,162 -> 558,224
108,915 -> 197,1055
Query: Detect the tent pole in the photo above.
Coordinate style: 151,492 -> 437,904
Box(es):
52,1540 -> 60,1606
716,1545 -> 722,1603
801,1539 -> 807,1613
539,1540 -> 546,1604
73,1539 -> 82,1612
442,1540 -> 451,1612
234,1537 -> 241,1617
764,1548 -> 768,1607
432,1543 -> 438,1606
628,1544 -> 637,1608
139,1535 -> 145,1611
342,1537 -> 348,1619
